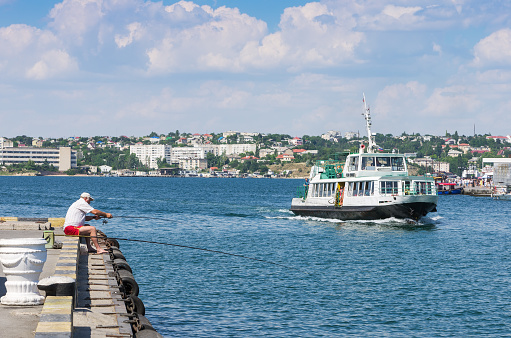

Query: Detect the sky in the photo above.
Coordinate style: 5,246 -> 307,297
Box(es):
1,0 -> 511,138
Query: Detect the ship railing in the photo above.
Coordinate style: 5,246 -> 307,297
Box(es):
296,185 -> 309,199
401,186 -> 436,196
315,160 -> 345,179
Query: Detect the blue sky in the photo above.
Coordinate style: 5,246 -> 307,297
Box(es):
1,0 -> 510,138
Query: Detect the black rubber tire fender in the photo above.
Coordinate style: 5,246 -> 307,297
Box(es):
113,258 -> 132,273
117,269 -> 139,296
137,314 -> 156,331
110,248 -> 126,260
106,238 -> 120,249
129,294 -> 146,315
134,329 -> 164,337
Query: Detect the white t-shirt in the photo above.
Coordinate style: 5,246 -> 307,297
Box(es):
64,198 -> 95,227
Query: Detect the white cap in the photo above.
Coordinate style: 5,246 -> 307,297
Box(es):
80,192 -> 94,201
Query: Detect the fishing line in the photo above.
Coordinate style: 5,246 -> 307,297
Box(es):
58,234 -> 307,274
106,215 -> 177,221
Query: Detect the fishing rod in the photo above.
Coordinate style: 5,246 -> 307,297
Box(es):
61,234 -> 307,274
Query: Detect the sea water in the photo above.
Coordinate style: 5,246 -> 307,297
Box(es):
1,176 -> 510,337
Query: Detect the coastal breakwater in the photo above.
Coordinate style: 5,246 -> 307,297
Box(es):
0,218 -> 162,337
462,186 -> 492,196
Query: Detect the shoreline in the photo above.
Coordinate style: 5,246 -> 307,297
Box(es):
0,174 -> 307,179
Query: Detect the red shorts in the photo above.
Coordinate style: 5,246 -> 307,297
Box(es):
64,225 -> 83,236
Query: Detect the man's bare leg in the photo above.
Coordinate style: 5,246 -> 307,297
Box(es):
79,225 -> 108,254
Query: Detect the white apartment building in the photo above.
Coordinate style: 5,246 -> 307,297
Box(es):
219,143 -> 257,155
178,158 -> 207,170
345,131 -> 358,140
0,137 -> 14,148
130,144 -> 172,169
0,147 -> 77,171
413,158 -> 450,173
171,147 -> 205,161
193,144 -> 257,156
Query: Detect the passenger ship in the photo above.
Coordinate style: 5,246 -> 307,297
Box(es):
290,96 -> 438,221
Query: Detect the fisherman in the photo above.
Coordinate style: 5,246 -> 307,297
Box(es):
63,192 -> 113,254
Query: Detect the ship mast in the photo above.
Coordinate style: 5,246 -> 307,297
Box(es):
362,93 -> 376,153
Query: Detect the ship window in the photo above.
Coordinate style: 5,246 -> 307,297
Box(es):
381,181 -> 399,195
391,157 -> 405,171
414,181 -> 433,195
364,181 -> 374,196
376,157 -> 391,167
347,181 -> 375,197
327,183 -> 335,197
348,156 -> 359,171
404,181 -> 411,195
361,157 -> 375,170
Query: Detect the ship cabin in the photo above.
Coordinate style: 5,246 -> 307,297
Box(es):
302,152 -> 436,202
342,153 -> 407,178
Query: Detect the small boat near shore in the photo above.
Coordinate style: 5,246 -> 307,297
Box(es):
492,186 -> 511,200
436,182 -> 463,195
290,95 -> 438,221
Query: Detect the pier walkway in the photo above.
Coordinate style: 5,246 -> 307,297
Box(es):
0,219 -> 136,337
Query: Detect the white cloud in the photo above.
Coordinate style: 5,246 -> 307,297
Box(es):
26,49 -> 78,80
422,86 -> 480,117
145,1 -> 267,73
472,28 -> 511,68
375,82 -> 427,119
382,5 -> 422,19
0,24 -> 76,79
48,0 -> 105,45
115,22 -> 143,48
433,42 -> 442,55
241,2 -> 364,71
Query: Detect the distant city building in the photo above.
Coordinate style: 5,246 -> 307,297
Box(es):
0,137 -> 13,149
482,158 -> 511,186
99,165 -> 112,173
223,131 -> 240,138
194,143 -> 257,156
171,147 -> 205,161
321,131 -> 341,142
259,148 -> 275,158
32,139 -> 44,147
486,136 -> 511,143
0,146 -> 77,171
345,131 -> 358,140
130,144 -> 172,169
178,158 -> 207,170
447,149 -> 463,157
288,137 -> 303,146
176,137 -> 187,145
413,157 -> 450,173
276,154 -> 294,162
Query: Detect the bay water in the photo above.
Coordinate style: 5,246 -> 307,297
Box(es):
1,176 -> 510,337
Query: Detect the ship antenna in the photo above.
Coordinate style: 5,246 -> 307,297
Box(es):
362,93 -> 376,153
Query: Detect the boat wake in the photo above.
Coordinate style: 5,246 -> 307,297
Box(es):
268,209 -> 441,230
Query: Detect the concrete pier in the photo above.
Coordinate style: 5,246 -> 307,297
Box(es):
462,186 -> 492,196
0,219 -> 147,337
